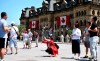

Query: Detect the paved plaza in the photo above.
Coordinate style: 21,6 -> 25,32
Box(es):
5,42 -> 100,61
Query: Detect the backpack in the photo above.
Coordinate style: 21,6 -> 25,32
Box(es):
54,43 -> 59,49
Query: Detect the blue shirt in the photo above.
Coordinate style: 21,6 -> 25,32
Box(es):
0,19 -> 8,38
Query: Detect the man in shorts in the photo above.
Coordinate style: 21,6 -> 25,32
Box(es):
9,22 -> 19,54
83,22 -> 91,58
0,12 -> 10,61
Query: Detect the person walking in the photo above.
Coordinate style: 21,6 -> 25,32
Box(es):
9,22 -> 19,54
65,34 -> 70,43
83,22 -> 91,58
28,29 -> 33,49
34,31 -> 39,47
89,16 -> 99,61
0,12 -> 11,61
60,33 -> 64,43
71,23 -> 81,60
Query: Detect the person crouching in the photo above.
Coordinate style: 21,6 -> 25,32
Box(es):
42,36 -> 58,57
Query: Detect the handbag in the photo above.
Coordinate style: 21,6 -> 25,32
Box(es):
12,27 -> 20,39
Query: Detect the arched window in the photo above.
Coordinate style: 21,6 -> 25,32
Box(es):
97,20 -> 100,26
97,11 -> 99,16
84,10 -> 86,16
77,12 -> 78,17
92,10 -> 95,15
84,20 -> 86,26
81,11 -> 84,16
79,11 -> 81,16
80,20 -> 82,26
76,12 -> 78,17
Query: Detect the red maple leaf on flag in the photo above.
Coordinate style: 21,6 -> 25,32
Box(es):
62,18 -> 65,23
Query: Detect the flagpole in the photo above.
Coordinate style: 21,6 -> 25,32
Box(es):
54,14 -> 56,42
53,0 -> 57,42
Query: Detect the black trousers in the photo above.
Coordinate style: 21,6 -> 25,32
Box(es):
45,48 -> 53,55
72,39 -> 80,54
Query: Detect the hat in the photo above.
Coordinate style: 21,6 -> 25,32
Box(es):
11,21 -> 15,26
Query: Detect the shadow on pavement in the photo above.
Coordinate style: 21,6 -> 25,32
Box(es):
41,50 -> 45,51
61,57 -> 90,61
6,53 -> 13,55
78,59 -> 90,61
41,56 -> 52,57
18,60 -> 37,61
61,57 -> 73,59
35,55 -> 54,57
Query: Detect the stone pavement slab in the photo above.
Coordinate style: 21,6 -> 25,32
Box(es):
5,42 -> 100,61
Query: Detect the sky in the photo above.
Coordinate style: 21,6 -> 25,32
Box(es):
0,0 -> 44,25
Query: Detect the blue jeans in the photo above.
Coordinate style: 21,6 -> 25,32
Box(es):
89,36 -> 99,59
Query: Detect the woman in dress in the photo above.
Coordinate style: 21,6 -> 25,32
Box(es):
42,35 -> 58,57
71,23 -> 81,60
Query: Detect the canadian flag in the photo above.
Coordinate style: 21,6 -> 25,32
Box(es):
60,16 -> 66,25
57,16 -> 70,27
29,20 -> 39,28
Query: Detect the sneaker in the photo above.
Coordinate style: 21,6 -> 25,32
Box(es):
10,53 -> 13,55
94,58 -> 97,61
72,56 -> 76,59
15,52 -> 18,54
78,57 -> 80,60
35,46 -> 38,47
75,57 -> 80,60
94,59 -> 97,61
83,56 -> 88,58
89,57 -> 93,59
0,59 -> 4,61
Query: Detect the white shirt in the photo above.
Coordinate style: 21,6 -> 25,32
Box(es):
72,28 -> 81,40
10,26 -> 19,38
60,34 -> 64,38
0,19 -> 8,38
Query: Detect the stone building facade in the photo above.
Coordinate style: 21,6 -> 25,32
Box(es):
20,0 -> 100,37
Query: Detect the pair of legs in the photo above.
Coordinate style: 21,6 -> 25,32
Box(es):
10,47 -> 18,54
85,47 -> 89,57
23,40 -> 27,48
26,41 -> 31,49
89,36 -> 98,60
9,37 -> 18,54
0,38 -> 7,60
84,39 -> 90,58
5,45 -> 9,54
60,38 -> 64,43
72,39 -> 80,59
35,38 -> 38,47
73,53 -> 80,58
0,48 -> 6,60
